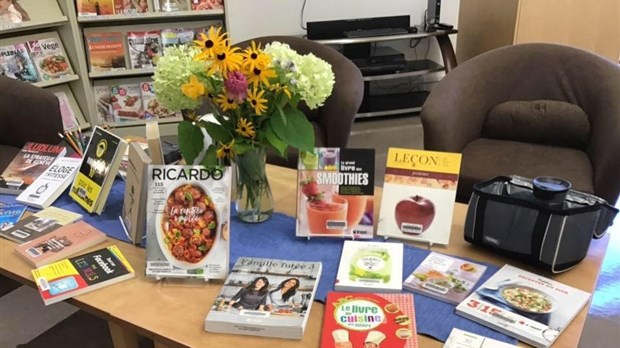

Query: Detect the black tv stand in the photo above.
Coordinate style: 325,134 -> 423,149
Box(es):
428,22 -> 454,31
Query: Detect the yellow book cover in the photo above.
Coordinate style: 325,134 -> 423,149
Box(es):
70,126 -> 126,214
377,148 -> 462,245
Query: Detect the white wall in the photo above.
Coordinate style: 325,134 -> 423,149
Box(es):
225,0 -> 460,45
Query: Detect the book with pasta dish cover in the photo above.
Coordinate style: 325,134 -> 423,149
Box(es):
205,257 -> 322,339
145,165 -> 231,280
455,265 -> 590,348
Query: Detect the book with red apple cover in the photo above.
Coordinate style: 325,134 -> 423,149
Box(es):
335,240 -> 404,292
14,221 -> 107,267
321,292 -> 418,348
377,148 -> 462,245
455,265 -> 590,348
31,245 -> 134,306
296,148 -> 375,239
0,142 -> 67,195
403,251 -> 487,304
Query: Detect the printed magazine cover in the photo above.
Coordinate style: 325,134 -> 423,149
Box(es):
114,0 -> 149,14
0,44 -> 39,83
77,0 -> 114,16
32,245 -> 134,305
54,92 -> 79,131
0,204 -> 26,231
403,252 -> 487,304
190,0 -> 224,10
161,28 -> 195,50
0,142 -> 66,194
377,148 -> 462,245
205,257 -> 322,339
321,292 -> 418,348
94,85 -> 115,124
154,0 -> 189,12
145,165 -> 231,280
111,83 -> 143,120
455,265 -> 591,348
335,240 -> 404,292
296,148 -> 375,239
26,37 -> 73,81
127,31 -> 161,68
140,82 -> 180,119
85,32 -> 127,72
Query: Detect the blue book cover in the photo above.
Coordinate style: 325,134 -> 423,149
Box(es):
0,204 -> 27,231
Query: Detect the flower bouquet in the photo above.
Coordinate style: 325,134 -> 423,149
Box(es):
153,27 -> 335,222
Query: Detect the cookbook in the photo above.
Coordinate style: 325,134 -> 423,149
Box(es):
111,83 -> 143,120
77,0 -> 114,16
140,82 -> 180,119
455,265 -> 591,348
26,37 -> 73,81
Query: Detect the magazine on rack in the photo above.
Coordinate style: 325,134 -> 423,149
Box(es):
455,265 -> 591,348
145,165 -> 231,280
205,257 -> 322,339
296,148 -> 375,239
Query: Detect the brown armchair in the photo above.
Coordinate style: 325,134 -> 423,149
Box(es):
234,36 -> 364,168
0,77 -> 64,171
421,43 -> 620,205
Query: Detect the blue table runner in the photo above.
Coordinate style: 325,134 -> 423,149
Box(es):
1,180 -> 517,344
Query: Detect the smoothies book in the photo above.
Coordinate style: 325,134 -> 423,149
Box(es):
32,245 -> 134,306
296,148 -> 375,239
205,257 -> 322,339
69,126 -> 128,214
403,252 -> 487,304
320,292 -> 418,348
455,265 -> 591,348
335,240 -> 403,292
377,148 -> 462,245
145,165 -> 231,280
0,142 -> 67,195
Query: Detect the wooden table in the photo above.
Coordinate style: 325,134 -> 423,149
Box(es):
0,165 -> 611,348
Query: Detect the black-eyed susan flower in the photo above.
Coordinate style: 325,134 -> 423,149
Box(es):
247,66 -> 277,88
236,117 -> 256,138
242,41 -> 271,72
214,93 -> 239,111
270,83 -> 292,99
181,75 -> 205,100
194,27 -> 227,60
247,88 -> 268,115
216,140 -> 235,159
208,46 -> 243,76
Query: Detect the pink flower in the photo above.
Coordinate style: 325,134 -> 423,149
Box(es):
225,71 -> 248,103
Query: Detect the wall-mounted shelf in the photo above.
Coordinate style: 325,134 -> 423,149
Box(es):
77,9 -> 224,24
0,16 -> 68,35
89,68 -> 155,79
33,74 -> 80,88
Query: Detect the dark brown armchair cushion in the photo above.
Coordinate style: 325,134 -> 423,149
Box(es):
483,100 -> 590,148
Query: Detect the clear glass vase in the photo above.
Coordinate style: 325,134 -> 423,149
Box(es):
234,147 -> 274,223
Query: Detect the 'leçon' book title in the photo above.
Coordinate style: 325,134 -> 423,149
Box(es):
378,148 -> 462,245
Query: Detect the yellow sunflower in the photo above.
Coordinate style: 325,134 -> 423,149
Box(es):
216,140 -> 235,159
247,88 -> 268,115
181,75 -> 205,100
247,66 -> 277,88
236,117 -> 256,138
214,93 -> 239,111
194,27 -> 227,61
208,45 -> 243,76
270,83 -> 292,99
242,41 -> 271,72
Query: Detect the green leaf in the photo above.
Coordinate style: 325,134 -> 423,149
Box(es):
265,126 -> 288,157
199,145 -> 218,167
204,122 -> 232,143
272,107 -> 314,152
234,142 -> 253,155
178,121 -> 204,165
